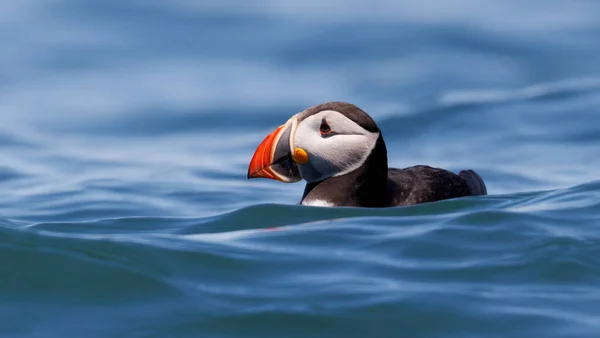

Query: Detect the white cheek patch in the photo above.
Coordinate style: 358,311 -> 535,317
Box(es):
293,111 -> 379,182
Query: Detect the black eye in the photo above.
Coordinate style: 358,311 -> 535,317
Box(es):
320,119 -> 332,135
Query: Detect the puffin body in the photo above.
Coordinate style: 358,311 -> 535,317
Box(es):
248,102 -> 487,208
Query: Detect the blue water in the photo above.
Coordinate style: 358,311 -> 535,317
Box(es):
2,1 -> 600,337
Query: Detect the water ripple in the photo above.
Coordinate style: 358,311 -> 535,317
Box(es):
3,0 -> 600,336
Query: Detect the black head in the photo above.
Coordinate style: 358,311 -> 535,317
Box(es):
297,101 -> 380,133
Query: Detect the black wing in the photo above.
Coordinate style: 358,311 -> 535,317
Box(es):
386,165 -> 482,206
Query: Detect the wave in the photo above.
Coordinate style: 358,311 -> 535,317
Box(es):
439,77 -> 600,107
5,179 -> 598,242
1,180 -> 599,336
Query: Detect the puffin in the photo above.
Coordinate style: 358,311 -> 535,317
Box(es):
247,101 -> 487,207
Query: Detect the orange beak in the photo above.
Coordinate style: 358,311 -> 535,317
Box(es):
247,118 -> 301,183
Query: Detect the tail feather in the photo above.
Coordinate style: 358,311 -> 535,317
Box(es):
458,169 -> 487,196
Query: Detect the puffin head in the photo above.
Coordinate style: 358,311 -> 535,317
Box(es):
247,102 -> 381,184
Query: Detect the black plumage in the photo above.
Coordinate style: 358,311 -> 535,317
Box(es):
299,102 -> 487,207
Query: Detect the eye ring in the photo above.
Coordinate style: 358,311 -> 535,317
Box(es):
319,119 -> 332,135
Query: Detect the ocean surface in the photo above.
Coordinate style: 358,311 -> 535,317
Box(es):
2,1 -> 600,337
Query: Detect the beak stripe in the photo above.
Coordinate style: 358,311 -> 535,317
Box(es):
247,124 -> 285,179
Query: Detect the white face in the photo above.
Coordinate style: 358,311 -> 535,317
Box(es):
292,110 -> 379,182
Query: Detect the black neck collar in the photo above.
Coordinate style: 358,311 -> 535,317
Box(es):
300,134 -> 389,207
